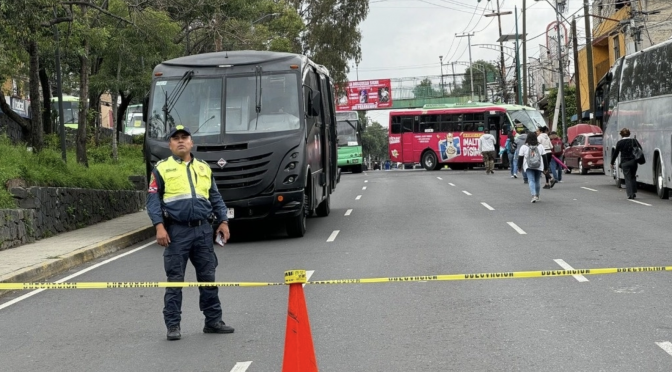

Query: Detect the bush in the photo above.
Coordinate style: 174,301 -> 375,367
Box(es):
0,135 -> 144,209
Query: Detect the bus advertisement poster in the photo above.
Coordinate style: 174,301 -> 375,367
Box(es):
336,79 -> 392,111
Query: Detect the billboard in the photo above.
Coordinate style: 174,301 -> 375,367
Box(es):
336,79 -> 392,111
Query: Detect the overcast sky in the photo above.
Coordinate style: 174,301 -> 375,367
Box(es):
348,0 -> 589,126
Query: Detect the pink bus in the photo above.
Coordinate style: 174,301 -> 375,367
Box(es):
389,105 -> 519,171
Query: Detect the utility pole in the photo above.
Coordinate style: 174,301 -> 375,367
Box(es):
439,55 -> 445,97
456,32 -> 475,101
484,3 -> 511,103
451,62 -> 457,92
583,0 -> 596,126
572,16 -> 582,119
522,0 -> 528,105
555,0 -> 567,141
515,6 -> 522,105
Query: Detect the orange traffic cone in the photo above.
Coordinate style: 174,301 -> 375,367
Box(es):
281,270 -> 318,372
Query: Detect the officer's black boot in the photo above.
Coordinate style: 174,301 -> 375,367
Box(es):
203,321 -> 235,334
167,325 -> 181,340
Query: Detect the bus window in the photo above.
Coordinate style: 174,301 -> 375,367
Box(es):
401,116 -> 414,133
391,116 -> 401,134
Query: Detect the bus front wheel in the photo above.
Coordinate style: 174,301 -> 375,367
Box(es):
656,157 -> 669,199
286,190 -> 308,237
353,164 -> 363,173
422,151 -> 437,171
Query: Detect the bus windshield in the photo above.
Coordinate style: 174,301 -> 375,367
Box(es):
51,99 -> 80,128
508,109 -> 545,132
225,73 -> 300,133
336,120 -> 359,147
124,105 -> 144,135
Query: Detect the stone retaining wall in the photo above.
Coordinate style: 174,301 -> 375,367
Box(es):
0,187 -> 145,251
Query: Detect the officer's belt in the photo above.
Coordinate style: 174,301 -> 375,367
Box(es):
169,219 -> 208,227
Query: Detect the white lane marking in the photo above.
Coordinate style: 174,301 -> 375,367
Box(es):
481,202 -> 495,211
362,186 -> 367,190
327,230 -> 340,242
355,195 -> 362,200
448,183 -> 455,187
629,199 -> 651,206
462,191 -> 472,196
507,222 -> 527,235
230,362 -> 252,372
0,241 -> 155,311
364,180 -> 368,183
656,342 -> 672,357
303,270 -> 315,288
581,187 -> 598,192
554,259 -> 589,282
344,209 -> 353,216
437,177 -> 443,180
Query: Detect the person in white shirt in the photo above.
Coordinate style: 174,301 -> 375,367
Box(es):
536,126 -> 556,189
478,127 -> 497,174
517,132 -> 546,203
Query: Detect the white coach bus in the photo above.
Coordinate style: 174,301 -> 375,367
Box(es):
596,38 -> 672,199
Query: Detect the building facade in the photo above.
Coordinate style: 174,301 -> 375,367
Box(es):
577,0 -> 672,115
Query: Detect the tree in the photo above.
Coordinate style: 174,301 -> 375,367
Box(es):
413,78 -> 440,99
361,119 -> 388,161
462,60 -> 498,101
546,85 -> 577,138
289,0 -> 368,84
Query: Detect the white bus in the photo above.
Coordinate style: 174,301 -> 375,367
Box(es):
597,38 -> 672,199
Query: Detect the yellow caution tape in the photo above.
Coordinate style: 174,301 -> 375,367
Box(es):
0,266 -> 669,290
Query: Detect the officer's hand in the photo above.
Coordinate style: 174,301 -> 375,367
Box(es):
217,223 -> 230,243
156,224 -> 170,247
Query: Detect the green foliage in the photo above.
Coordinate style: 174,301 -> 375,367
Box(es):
547,85 -> 578,137
0,135 -> 144,209
413,78 -> 442,98
361,119 -> 388,161
462,60 -> 498,101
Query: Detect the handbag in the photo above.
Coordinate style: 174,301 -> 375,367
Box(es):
632,139 -> 645,165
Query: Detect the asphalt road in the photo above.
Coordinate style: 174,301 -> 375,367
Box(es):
2,167 -> 672,371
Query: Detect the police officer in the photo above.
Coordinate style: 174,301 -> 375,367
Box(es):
147,125 -> 233,341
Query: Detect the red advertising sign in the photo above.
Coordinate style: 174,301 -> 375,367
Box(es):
336,79 -> 392,111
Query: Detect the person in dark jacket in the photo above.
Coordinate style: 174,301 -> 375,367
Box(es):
610,127 -> 641,199
147,125 -> 234,341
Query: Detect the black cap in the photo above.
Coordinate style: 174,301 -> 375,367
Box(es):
168,125 -> 191,138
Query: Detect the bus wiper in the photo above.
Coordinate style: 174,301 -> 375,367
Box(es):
345,120 -> 357,131
254,66 -> 262,130
191,115 -> 216,135
162,70 -> 194,133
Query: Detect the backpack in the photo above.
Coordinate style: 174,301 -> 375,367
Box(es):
527,145 -> 542,169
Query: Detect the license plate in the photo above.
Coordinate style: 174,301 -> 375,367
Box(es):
352,159 -> 359,163
226,208 -> 234,219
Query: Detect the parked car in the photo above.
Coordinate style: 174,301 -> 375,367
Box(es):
563,133 -> 604,174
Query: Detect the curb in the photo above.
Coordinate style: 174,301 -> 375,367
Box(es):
0,226 -> 154,298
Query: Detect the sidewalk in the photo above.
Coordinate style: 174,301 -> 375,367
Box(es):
0,211 -> 154,296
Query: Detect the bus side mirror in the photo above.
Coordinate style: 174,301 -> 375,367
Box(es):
142,95 -> 149,122
309,92 -> 321,117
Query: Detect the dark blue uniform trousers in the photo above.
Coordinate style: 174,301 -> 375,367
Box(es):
163,223 -> 222,328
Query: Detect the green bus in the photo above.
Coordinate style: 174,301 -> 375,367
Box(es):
335,111 -> 364,173
50,95 -> 80,129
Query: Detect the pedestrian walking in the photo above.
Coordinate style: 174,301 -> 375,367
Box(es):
505,131 -> 518,178
610,128 -> 642,199
549,131 -> 564,182
517,132 -> 546,203
537,126 -> 556,189
146,125 -> 234,341
478,127 -> 497,174
514,127 -> 529,184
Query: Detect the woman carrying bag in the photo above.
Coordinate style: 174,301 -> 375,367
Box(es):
610,128 -> 644,199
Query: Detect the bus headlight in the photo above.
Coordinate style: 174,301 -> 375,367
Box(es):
284,176 -> 297,184
285,162 -> 297,171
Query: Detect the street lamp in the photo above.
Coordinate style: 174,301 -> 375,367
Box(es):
439,55 -> 444,97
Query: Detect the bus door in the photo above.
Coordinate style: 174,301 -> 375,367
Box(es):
401,115 -> 416,164
486,111 -> 505,154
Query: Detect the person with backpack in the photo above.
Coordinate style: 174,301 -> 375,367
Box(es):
610,127 -> 643,199
549,131 -> 564,183
513,127 -> 529,183
517,132 -> 546,203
